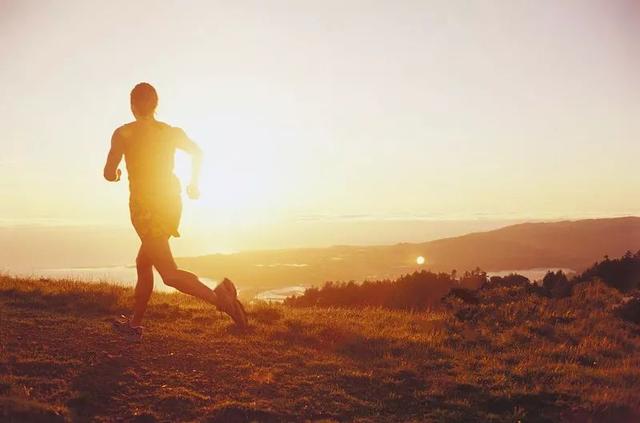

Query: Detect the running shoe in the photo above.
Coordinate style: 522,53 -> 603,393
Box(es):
112,315 -> 143,341
214,279 -> 248,328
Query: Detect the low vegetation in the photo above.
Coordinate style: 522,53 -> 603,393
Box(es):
576,250 -> 640,292
284,269 -> 487,310
1,253 -> 639,421
285,251 -> 640,310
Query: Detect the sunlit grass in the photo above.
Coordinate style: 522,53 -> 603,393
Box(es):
1,275 -> 639,421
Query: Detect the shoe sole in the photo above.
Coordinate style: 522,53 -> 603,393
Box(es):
221,278 -> 237,298
112,316 -> 143,341
216,279 -> 248,328
225,297 -> 248,328
235,298 -> 248,328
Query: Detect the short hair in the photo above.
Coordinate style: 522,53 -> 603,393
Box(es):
130,82 -> 158,117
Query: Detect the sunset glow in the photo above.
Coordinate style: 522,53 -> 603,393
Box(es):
1,0 -> 639,265
2,3 -> 640,419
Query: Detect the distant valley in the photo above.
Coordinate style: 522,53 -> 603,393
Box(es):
177,216 -> 640,296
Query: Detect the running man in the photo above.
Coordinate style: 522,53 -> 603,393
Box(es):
104,82 -> 247,339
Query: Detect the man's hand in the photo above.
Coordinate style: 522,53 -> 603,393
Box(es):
187,183 -> 200,200
104,168 -> 121,182
104,129 -> 124,182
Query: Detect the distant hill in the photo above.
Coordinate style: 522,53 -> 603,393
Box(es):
177,217 -> 640,293
413,216 -> 640,274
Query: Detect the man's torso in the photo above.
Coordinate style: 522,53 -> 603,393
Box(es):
117,120 -> 181,198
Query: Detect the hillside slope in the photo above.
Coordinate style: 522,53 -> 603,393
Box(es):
178,217 -> 640,292
415,216 -> 640,273
1,276 -> 639,422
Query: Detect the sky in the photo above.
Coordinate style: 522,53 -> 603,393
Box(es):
1,0 -> 639,267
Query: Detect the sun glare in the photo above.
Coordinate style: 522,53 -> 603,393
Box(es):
173,144 -> 283,223
416,256 -> 425,265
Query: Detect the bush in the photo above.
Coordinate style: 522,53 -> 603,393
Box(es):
285,270 -> 485,310
615,296 -> 640,324
577,251 -> 640,292
482,274 -> 531,290
286,252 -> 640,311
542,270 -> 572,298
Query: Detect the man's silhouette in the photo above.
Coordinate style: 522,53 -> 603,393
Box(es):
104,82 -> 247,339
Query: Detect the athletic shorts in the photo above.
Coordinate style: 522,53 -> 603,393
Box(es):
129,191 -> 182,239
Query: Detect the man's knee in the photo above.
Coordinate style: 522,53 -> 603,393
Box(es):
136,252 -> 152,267
162,276 -> 178,288
158,269 -> 180,288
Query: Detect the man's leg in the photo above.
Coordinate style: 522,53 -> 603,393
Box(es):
131,245 -> 154,326
142,236 -> 220,306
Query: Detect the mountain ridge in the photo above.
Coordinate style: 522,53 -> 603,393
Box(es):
177,216 -> 640,293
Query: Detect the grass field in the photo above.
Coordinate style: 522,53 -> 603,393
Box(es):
1,275 -> 639,422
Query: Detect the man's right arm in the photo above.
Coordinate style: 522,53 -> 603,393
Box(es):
174,128 -> 203,199
104,129 -> 124,182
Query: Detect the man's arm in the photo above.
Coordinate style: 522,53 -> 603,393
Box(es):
175,129 -> 203,199
104,129 -> 123,182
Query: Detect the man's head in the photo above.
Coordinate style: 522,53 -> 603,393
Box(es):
130,82 -> 158,119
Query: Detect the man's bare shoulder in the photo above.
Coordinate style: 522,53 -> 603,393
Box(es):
114,121 -> 137,139
155,120 -> 184,134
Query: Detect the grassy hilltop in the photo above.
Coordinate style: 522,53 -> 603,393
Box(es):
1,274 -> 640,422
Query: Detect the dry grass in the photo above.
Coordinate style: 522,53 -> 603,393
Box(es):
1,275 -> 639,422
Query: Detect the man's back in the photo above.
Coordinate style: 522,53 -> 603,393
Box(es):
115,119 -> 184,197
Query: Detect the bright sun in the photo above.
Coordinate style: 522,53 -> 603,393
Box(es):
416,256 -> 425,265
